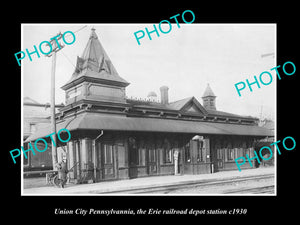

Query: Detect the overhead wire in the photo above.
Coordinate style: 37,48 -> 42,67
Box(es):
59,25 -> 88,70
61,51 -> 78,70
63,25 -> 88,38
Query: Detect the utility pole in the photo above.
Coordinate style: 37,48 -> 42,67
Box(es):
259,105 -> 263,126
47,33 -> 64,170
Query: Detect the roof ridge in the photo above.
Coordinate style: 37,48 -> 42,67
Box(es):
168,96 -> 193,105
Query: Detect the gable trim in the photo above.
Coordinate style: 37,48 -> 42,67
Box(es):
180,97 -> 208,115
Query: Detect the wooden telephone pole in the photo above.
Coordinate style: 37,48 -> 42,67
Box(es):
47,33 -> 64,170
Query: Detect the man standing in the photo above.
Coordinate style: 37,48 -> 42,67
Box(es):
56,158 -> 68,188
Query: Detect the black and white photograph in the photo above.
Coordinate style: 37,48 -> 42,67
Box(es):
21,23 -> 276,196
4,5 -> 298,220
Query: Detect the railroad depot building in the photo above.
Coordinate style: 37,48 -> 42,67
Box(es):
25,28 -> 273,184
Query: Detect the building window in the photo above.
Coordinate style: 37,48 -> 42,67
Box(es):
86,139 -> 92,164
227,148 -> 234,161
185,141 -> 191,163
23,142 -> 29,166
149,148 -> 156,162
75,140 -> 81,162
139,148 -> 146,166
163,138 -> 172,163
128,137 -> 139,165
235,148 -> 243,158
139,139 -> 146,166
243,148 -> 250,157
104,145 -> 113,164
30,123 -> 36,133
196,140 -> 204,162
164,150 -> 172,163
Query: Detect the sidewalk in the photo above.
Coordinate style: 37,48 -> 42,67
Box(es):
22,167 -> 275,195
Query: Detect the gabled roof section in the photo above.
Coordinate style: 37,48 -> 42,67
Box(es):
206,109 -> 257,120
126,96 -> 257,122
61,28 -> 129,90
168,97 -> 208,115
168,97 -> 192,110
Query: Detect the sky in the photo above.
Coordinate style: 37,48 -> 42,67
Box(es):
22,23 -> 276,120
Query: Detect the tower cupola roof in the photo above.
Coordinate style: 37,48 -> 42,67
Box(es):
202,83 -> 216,97
61,28 -> 129,91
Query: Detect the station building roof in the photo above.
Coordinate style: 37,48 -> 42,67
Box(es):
25,112 -> 273,142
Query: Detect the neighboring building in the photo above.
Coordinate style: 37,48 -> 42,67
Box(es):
23,97 -> 64,171
26,28 -> 273,183
257,118 -> 275,167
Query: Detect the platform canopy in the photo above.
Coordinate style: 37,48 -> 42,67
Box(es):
25,112 -> 274,142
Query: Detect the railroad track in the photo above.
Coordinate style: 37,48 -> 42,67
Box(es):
97,174 -> 275,194
223,185 -> 275,194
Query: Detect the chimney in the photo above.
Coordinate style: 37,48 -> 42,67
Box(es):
160,86 -> 169,104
